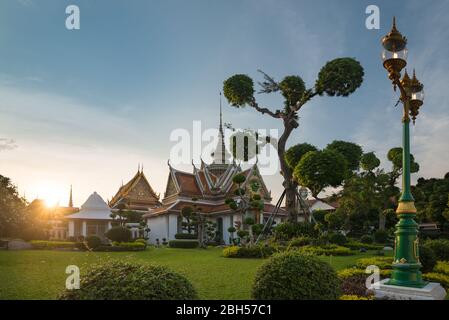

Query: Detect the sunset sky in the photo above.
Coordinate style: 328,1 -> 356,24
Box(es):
1,0 -> 448,207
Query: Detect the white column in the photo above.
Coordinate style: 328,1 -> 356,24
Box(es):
107,221 -> 112,231
68,220 -> 75,237
82,221 -> 87,237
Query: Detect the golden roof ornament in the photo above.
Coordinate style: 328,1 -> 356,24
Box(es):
382,16 -> 407,52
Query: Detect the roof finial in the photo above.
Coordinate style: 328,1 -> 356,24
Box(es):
68,185 -> 73,208
141,163 -> 144,173
392,16 -> 397,30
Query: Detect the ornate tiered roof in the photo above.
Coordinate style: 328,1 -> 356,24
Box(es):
109,168 -> 161,211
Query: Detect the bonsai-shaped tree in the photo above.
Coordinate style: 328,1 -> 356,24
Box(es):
226,173 -> 265,246
223,58 -> 364,221
181,198 -> 217,248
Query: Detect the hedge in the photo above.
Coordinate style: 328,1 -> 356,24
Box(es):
424,239 -> 449,261
168,240 -> 199,249
355,257 -> 393,270
344,241 -> 384,251
223,245 -> 276,258
175,233 -> 198,240
298,244 -> 354,256
433,261 -> 449,276
423,272 -> 449,290
340,295 -> 374,300
95,242 -> 146,252
30,240 -> 77,250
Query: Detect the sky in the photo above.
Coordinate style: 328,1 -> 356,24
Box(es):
0,0 -> 448,207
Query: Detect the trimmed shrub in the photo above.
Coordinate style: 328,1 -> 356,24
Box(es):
418,246 -> 437,273
355,257 -> 393,270
344,241 -> 383,251
424,239 -> 449,261
433,261 -> 449,276
373,230 -> 389,244
423,272 -> 449,290
273,222 -> 317,241
175,233 -> 198,240
251,251 -> 341,300
223,245 -> 276,258
85,236 -> 102,250
105,226 -> 132,243
298,244 -> 354,256
338,267 -> 391,297
30,240 -> 76,250
289,236 -> 312,247
329,233 -> 347,246
360,235 -> 374,244
340,295 -> 374,300
168,240 -> 199,249
114,242 -> 146,251
135,238 -> 148,248
59,261 -> 198,300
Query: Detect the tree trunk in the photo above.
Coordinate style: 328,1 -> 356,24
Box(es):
277,118 -> 297,223
379,211 -> 386,231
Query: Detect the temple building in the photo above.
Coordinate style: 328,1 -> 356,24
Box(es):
109,167 -> 161,212
143,102 -> 287,245
66,191 -> 113,240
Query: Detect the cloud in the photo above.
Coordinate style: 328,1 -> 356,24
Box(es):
0,138 -> 17,151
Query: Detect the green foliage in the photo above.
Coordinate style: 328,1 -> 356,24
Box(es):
237,230 -> 249,238
59,261 -> 198,300
433,261 -> 449,275
30,240 -> 77,250
244,217 -> 255,225
284,143 -> 318,170
169,240 -> 199,249
175,233 -> 198,240
418,246 -> 437,273
387,148 -> 419,173
373,230 -> 389,244
360,235 -> 374,244
110,242 -> 146,251
232,173 -> 246,184
85,236 -> 102,250
294,149 -> 347,197
279,75 -> 306,107
223,245 -> 276,258
0,175 -> 28,238
344,241 -> 384,251
414,174 -> 449,230
315,57 -> 364,97
289,236 -> 312,247
223,74 -> 254,107
355,256 -> 393,270
227,227 -> 236,233
340,295 -> 374,300
273,222 -> 317,241
298,244 -> 353,256
251,224 -> 264,236
328,233 -> 347,246
423,272 -> 449,290
251,251 -> 341,300
360,152 -> 381,172
424,239 -> 449,261
105,226 -> 132,243
325,140 -> 363,172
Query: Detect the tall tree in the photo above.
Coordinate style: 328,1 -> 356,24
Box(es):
223,58 -> 364,221
293,149 -> 347,198
0,175 -> 27,238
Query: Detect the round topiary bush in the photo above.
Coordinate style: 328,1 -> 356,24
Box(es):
419,245 -> 437,273
85,235 -> 102,250
251,251 -> 341,300
373,230 -> 389,244
424,239 -> 449,261
329,233 -> 347,246
59,261 -> 198,300
105,226 -> 132,242
360,235 -> 374,244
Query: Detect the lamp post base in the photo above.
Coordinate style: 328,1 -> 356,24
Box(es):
370,279 -> 446,300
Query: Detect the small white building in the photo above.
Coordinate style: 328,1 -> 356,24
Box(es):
66,192 -> 113,240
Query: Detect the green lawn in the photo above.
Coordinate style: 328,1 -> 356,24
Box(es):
0,247 -> 383,300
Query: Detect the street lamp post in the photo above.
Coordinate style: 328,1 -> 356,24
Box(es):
381,17 -> 426,288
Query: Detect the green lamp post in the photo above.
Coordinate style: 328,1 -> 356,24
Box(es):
381,17 -> 426,288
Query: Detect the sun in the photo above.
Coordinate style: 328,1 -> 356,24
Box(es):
33,181 -> 65,208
